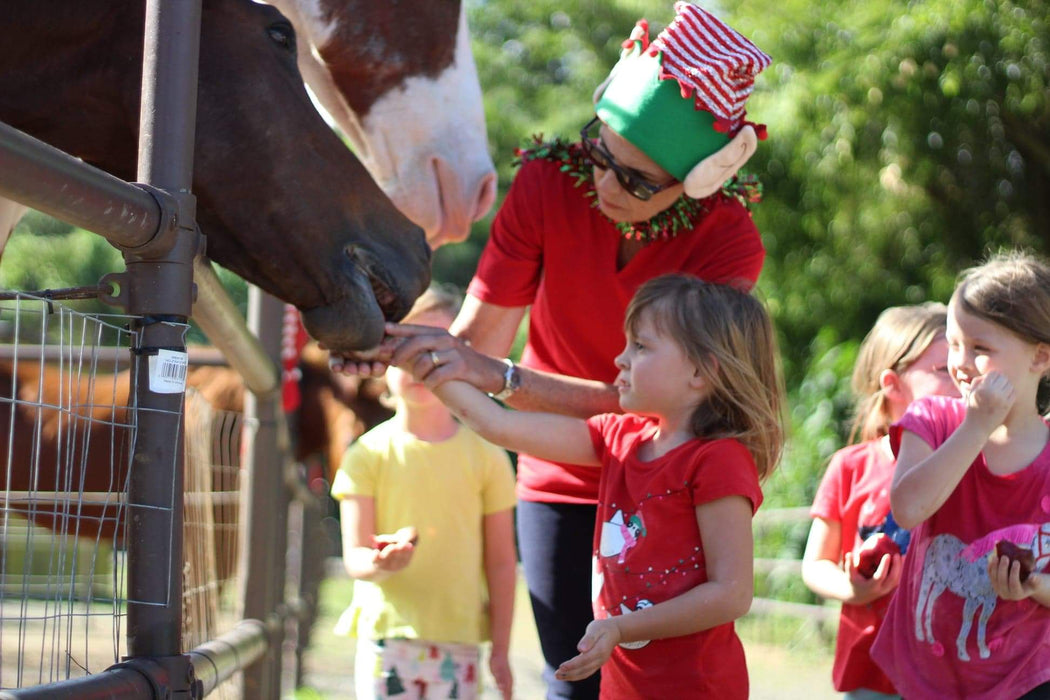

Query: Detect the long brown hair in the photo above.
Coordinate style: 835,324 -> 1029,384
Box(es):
624,275 -> 786,480
849,303 -> 948,443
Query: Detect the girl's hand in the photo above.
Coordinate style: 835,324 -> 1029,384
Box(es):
554,618 -> 621,682
489,647 -> 513,700
326,335 -> 401,378
843,550 -> 903,605
963,371 -> 1015,433
987,552 -> 1040,601
372,526 -> 418,573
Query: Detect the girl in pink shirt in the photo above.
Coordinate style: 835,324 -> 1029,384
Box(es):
872,251 -> 1050,699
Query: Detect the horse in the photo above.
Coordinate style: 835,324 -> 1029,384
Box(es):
0,0 -> 492,354
269,0 -> 497,248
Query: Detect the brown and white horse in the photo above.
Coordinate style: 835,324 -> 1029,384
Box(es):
0,0 -> 493,352
269,0 -> 497,247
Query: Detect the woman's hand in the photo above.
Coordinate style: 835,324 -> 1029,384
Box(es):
554,618 -> 621,683
842,550 -> 903,605
385,322 -> 507,395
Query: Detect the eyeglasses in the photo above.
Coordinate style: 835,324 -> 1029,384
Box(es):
579,116 -> 676,202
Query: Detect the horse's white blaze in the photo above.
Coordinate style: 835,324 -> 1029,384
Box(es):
286,1 -> 496,248
361,6 -> 495,247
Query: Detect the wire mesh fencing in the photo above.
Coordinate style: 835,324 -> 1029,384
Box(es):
0,294 -> 252,694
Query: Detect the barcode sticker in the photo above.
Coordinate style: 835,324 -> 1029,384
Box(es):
148,349 -> 188,394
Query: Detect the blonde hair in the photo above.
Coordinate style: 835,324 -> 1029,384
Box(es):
849,303 -> 948,444
403,284 -> 462,324
953,250 -> 1050,412
624,275 -> 785,480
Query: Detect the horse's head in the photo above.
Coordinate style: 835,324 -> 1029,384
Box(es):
0,1 -> 433,352
270,0 -> 497,248
193,1 -> 432,350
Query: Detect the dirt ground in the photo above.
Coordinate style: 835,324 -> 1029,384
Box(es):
297,564 -> 839,700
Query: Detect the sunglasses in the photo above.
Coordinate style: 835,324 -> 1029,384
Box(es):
579,117 -> 676,202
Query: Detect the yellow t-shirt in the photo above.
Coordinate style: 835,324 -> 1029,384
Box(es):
330,420 -> 516,644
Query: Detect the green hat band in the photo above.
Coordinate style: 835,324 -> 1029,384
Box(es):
595,50 -> 729,181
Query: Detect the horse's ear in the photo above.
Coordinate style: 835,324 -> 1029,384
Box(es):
682,125 -> 758,200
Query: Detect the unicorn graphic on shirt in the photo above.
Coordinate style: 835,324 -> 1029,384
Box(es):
600,509 -> 647,564
915,522 -> 1050,661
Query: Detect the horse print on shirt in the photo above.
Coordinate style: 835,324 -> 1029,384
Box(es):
915,522 -> 1050,661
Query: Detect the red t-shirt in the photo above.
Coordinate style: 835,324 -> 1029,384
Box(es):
586,413 -> 763,699
468,157 -> 765,504
810,439 -> 898,694
871,395 -> 1050,699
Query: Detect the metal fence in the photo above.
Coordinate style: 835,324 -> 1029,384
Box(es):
0,0 -> 311,696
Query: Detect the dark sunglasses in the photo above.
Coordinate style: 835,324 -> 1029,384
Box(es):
579,117 -> 676,201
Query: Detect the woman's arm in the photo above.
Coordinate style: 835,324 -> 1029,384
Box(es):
431,379 -> 600,466
555,495 -> 754,682
801,517 -> 901,605
339,497 -> 416,582
482,508 -> 517,700
389,295 -> 623,418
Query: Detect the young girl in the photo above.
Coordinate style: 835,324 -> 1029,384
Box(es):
401,274 -> 785,699
802,303 -> 958,699
871,251 -> 1050,699
330,286 -> 517,700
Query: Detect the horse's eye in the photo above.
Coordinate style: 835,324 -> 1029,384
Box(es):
267,24 -> 295,52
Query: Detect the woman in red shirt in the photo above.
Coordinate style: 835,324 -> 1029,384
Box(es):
338,5 -> 772,697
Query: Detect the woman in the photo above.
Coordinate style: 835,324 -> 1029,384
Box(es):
337,4 -> 772,697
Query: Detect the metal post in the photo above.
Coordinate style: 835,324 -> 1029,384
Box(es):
239,288 -> 290,698
123,1 -> 203,697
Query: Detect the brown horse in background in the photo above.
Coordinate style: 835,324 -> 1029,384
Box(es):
0,347 -> 391,545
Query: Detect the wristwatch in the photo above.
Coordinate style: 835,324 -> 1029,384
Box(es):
490,358 -> 521,401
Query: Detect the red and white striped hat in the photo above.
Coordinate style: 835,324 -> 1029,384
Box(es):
649,2 -> 771,135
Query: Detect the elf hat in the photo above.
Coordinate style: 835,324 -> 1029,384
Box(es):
594,2 -> 771,198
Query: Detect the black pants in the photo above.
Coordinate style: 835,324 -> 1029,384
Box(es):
517,500 -> 601,700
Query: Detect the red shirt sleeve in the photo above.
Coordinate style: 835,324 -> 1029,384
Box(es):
811,449 -> 848,522
691,439 -> 763,514
466,160 -> 547,307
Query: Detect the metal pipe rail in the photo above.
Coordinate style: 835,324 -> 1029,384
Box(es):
0,122 -> 161,250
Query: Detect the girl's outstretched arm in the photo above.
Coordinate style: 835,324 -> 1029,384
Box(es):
431,379 -> 600,466
555,495 -> 754,682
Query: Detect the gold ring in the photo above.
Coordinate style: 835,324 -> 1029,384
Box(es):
429,350 -> 440,366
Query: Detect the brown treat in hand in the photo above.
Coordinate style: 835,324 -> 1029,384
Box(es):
995,540 -> 1035,583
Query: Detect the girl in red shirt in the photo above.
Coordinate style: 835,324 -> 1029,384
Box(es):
395,274 -> 786,699
802,303 -> 958,699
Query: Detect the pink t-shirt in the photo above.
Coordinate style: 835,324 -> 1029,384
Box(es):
871,395 -> 1050,699
586,413 -> 763,699
468,156 -> 765,504
810,439 -> 899,694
